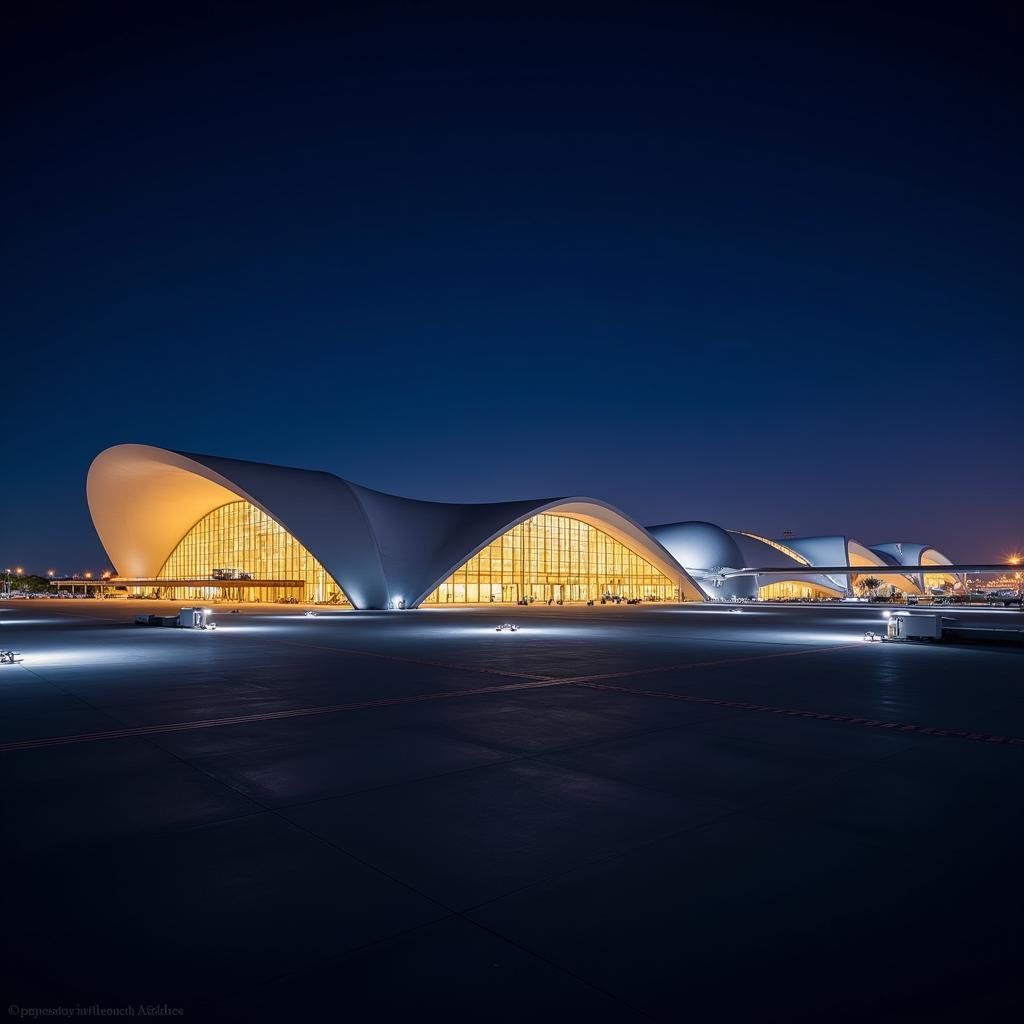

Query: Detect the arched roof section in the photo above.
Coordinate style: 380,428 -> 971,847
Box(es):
87,445 -> 388,608
401,498 -> 706,607
866,547 -> 920,593
647,521 -> 745,572
871,542 -> 959,591
846,539 -> 922,594
727,530 -> 845,597
871,542 -> 954,568
783,535 -> 851,568
775,535 -> 854,593
729,531 -> 810,566
646,522 -> 756,600
847,538 -> 885,567
777,535 -> 923,594
87,445 -> 706,609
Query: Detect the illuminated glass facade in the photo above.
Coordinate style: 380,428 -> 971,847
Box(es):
423,513 -> 679,605
924,572 -> 956,591
758,581 -> 837,601
151,501 -> 347,604
922,557 -> 957,592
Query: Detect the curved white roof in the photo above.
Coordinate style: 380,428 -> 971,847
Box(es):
870,542 -> 954,568
870,542 -> 960,592
87,445 -> 705,608
780,535 -> 921,594
646,522 -> 757,600
727,530 -> 845,597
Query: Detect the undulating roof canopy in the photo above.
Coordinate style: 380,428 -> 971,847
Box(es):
87,445 -> 705,608
86,445 -> 960,606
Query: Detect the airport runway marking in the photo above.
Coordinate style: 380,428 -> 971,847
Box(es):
0,677 -> 572,752
575,680 -> 1024,747
0,641 -> 855,751
2,639 -> 1020,751
234,634 -> 556,682
551,641 -> 867,684
224,630 -> 865,687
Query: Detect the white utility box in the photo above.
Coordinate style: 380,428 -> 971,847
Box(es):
179,607 -> 214,629
887,613 -> 942,641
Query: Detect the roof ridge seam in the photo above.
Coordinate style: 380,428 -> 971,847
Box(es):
344,482 -> 390,603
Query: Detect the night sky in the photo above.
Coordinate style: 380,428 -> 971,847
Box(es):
4,2 -> 1021,574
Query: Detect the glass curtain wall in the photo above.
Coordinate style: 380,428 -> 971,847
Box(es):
423,513 -> 679,605
758,581 -> 835,601
152,500 -> 347,604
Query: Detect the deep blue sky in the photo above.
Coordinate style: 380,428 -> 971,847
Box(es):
4,1 -> 1021,573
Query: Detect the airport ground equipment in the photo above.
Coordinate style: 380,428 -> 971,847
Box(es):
134,608 -> 216,629
887,613 -> 943,641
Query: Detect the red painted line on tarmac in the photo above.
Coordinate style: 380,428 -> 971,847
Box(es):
574,681 -> 1024,748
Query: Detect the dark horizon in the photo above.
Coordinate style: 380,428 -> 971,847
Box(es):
4,2 -> 1021,573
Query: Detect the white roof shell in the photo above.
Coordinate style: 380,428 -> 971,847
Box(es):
870,542 -> 960,592
646,522 -> 757,600
87,445 -> 705,608
781,535 -> 920,594
727,531 -> 846,597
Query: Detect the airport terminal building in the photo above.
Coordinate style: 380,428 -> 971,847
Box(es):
84,445 -> 960,609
